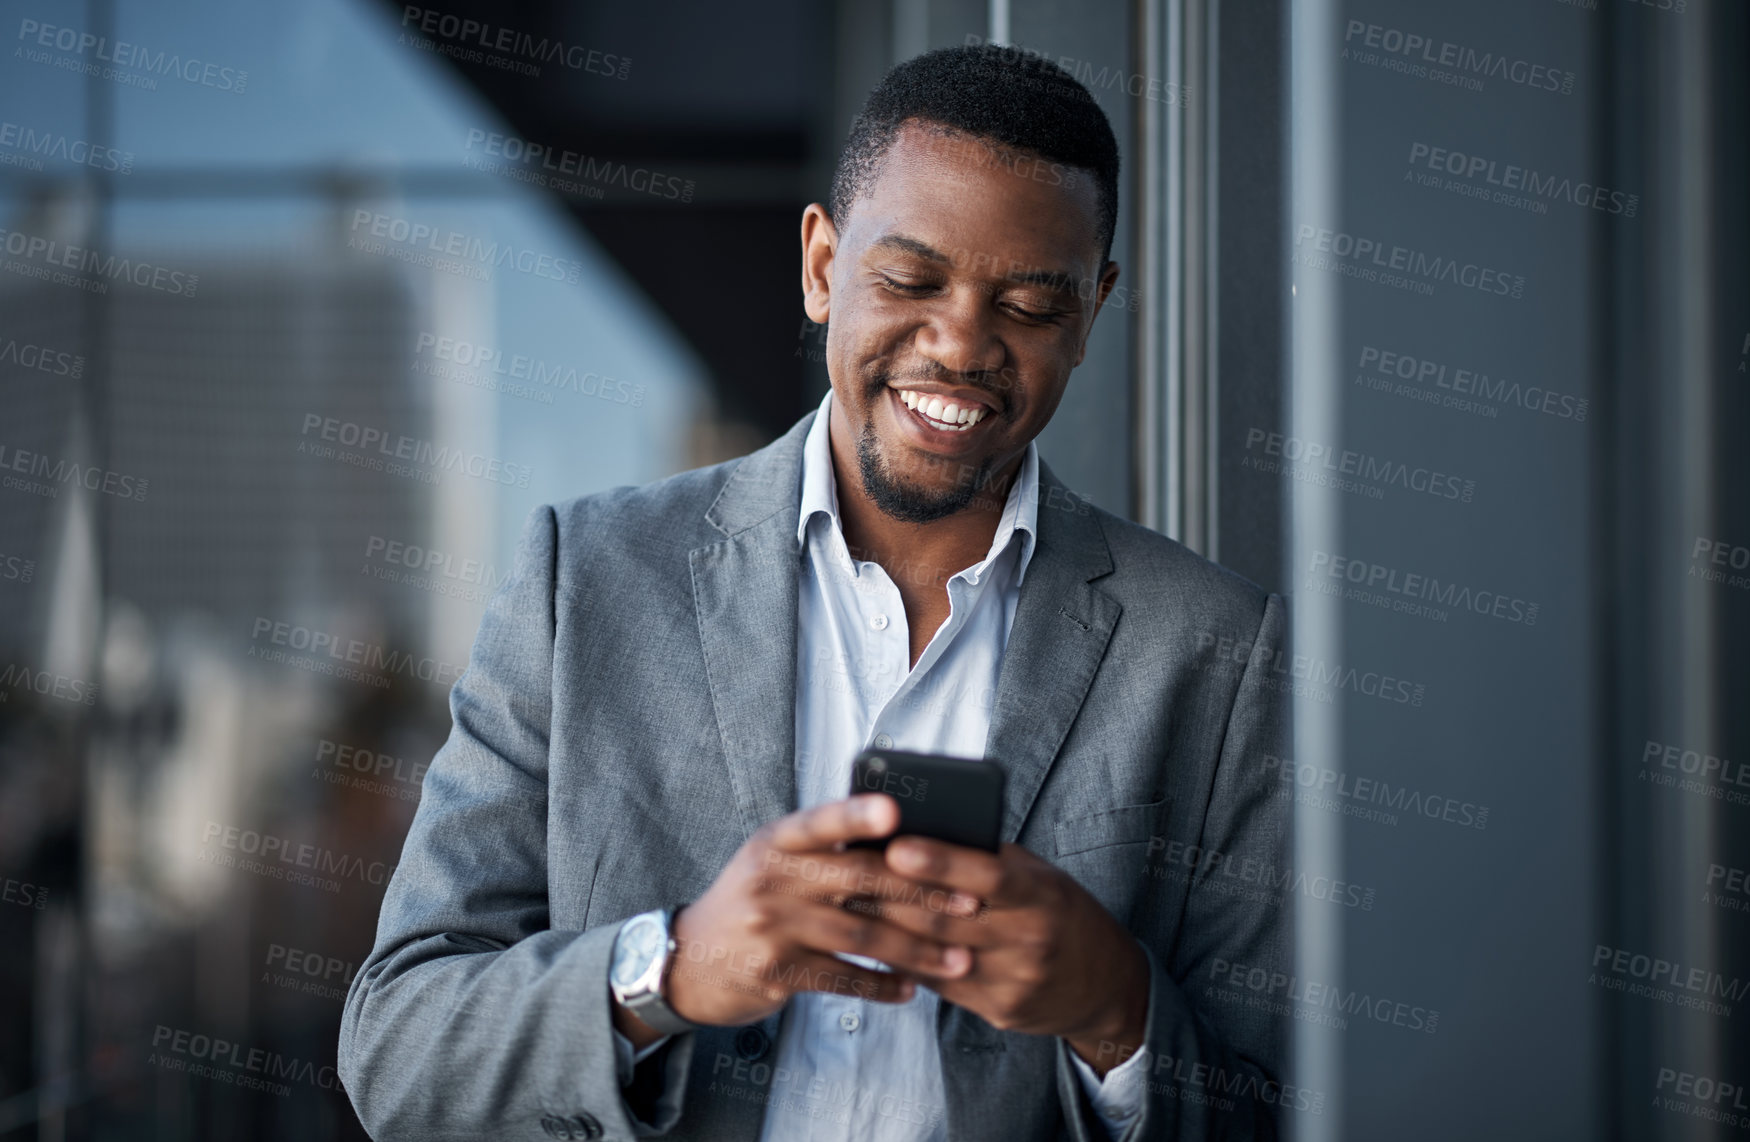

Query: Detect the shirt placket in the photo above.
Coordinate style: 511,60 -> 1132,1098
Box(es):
816,544 -> 912,1136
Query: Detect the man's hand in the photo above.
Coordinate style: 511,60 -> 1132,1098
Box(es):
869,838 -> 1151,1076
616,794 -> 984,1046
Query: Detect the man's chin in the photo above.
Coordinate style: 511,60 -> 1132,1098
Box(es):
857,432 -> 981,524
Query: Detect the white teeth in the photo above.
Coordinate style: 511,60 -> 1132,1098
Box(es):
894,389 -> 990,430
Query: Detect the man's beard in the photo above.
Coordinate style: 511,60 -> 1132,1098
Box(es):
854,395 -> 994,524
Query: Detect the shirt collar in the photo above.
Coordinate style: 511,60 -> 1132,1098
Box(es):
797,389 -> 1039,584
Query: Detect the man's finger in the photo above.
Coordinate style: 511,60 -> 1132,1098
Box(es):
882,837 -> 1019,901
759,850 -> 980,913
764,794 -> 900,852
854,897 -> 1001,950
784,898 -> 972,980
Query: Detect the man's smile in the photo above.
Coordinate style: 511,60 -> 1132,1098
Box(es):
883,384 -> 998,453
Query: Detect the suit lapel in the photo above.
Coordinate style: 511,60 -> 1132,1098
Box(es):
689,413 -> 814,840
943,464 -> 1120,1140
984,461 -> 1120,845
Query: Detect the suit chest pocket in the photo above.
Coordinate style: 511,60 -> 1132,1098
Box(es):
1051,797 -> 1170,922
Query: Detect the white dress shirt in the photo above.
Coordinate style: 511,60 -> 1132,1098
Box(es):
615,391 -> 1148,1139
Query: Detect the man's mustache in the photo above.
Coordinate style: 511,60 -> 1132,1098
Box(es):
865,364 -> 1014,403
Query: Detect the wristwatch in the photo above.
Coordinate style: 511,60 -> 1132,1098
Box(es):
609,908 -> 697,1035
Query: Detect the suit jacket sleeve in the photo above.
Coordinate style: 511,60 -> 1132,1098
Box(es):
337,503 -> 694,1141
1056,590 -> 1297,1142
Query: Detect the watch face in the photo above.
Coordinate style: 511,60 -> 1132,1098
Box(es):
611,916 -> 664,990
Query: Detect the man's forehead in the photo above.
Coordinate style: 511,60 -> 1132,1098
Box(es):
851,122 -> 1103,267
879,120 -> 1046,176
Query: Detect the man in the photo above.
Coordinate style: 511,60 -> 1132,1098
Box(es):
339,45 -> 1290,1141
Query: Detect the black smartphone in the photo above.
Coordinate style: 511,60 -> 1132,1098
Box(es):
846,748 -> 1006,853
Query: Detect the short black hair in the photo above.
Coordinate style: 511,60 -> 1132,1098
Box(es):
829,44 -> 1120,265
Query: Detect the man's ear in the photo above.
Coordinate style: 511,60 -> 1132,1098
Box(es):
801,203 -> 838,325
1073,259 -> 1122,367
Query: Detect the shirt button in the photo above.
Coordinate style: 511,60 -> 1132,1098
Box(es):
870,614 -> 889,631
839,1010 -> 862,1033
734,1026 -> 770,1061
873,734 -> 892,749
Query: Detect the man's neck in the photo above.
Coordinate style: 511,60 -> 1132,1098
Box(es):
826,416 -> 1020,594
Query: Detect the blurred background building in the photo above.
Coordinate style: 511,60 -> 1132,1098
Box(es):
0,0 -> 1744,1139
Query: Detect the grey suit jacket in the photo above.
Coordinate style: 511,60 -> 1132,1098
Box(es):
338,410 -> 1292,1142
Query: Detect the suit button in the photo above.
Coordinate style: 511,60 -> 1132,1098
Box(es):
539,1115 -> 563,1138
735,1025 -> 770,1061
569,1113 -> 603,1139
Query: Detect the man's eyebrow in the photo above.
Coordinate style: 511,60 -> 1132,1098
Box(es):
869,234 -> 949,262
1003,265 -> 1079,294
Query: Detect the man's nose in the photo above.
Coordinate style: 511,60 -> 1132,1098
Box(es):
913,291 -> 1006,380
